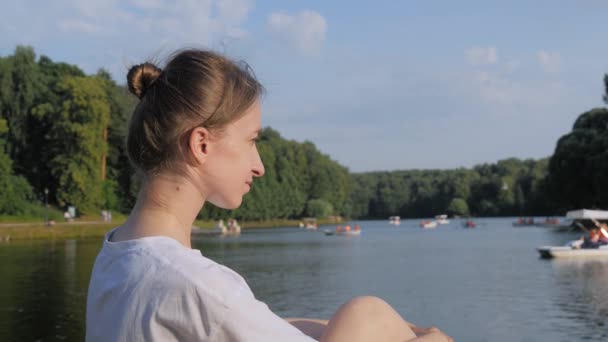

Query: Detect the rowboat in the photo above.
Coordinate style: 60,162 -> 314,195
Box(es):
336,230 -> 361,236
329,224 -> 362,236
435,214 -> 450,225
388,216 -> 401,225
420,220 -> 437,229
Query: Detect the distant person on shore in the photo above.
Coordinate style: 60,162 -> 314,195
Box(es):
85,48 -> 451,342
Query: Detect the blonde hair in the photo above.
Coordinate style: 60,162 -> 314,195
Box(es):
126,49 -> 263,173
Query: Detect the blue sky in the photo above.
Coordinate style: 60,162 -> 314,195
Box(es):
1,0 -> 607,172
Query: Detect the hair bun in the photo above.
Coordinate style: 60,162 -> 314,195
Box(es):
127,62 -> 162,99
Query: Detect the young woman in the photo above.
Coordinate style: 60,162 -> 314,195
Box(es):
85,49 -> 452,342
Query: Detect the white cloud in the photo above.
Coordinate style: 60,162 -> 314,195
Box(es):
0,0 -> 254,79
267,10 -> 327,55
466,46 -> 498,66
537,50 -> 561,73
461,67 -> 569,115
2,0 -> 252,46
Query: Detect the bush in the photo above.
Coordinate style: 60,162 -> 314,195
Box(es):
305,199 -> 333,218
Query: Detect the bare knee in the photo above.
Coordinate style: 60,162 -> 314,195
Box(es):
321,296 -> 416,342
339,296 -> 392,317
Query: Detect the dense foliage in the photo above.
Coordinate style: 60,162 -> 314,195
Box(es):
1,46 -> 606,219
546,107 -> 608,212
0,47 -> 134,214
349,158 -> 552,218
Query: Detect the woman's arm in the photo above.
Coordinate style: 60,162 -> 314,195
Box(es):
286,318 -> 328,340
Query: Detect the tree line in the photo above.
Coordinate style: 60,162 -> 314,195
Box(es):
1,46 -> 607,220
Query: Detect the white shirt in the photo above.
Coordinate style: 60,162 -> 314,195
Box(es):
86,230 -> 316,342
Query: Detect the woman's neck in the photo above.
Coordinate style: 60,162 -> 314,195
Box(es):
114,173 -> 206,248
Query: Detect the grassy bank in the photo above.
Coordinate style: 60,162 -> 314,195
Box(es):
0,222 -> 118,241
0,217 -> 343,241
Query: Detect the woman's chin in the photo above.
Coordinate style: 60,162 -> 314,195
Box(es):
210,197 -> 243,210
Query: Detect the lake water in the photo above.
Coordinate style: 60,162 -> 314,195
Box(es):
1,218 -> 607,341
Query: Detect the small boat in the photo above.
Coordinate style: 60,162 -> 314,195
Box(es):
323,229 -> 334,236
435,214 -> 450,225
302,217 -> 318,230
420,220 -> 437,229
534,218 -> 573,229
512,217 -> 536,227
463,219 -> 476,228
333,224 -> 361,236
223,219 -> 241,236
336,230 -> 361,236
537,243 -> 608,259
191,219 -> 240,237
388,216 -> 401,225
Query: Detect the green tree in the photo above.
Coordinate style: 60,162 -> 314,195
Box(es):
305,199 -> 334,218
37,76 -> 111,211
0,46 -> 39,166
447,198 -> 469,216
96,69 -> 137,211
0,119 -> 34,214
547,107 -> 608,211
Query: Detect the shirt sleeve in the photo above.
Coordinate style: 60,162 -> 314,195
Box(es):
149,280 -> 227,341
213,291 -> 316,342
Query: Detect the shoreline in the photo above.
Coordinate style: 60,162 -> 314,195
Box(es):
0,218 -> 343,241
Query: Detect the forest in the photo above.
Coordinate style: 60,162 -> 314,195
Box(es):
1,46 -> 607,220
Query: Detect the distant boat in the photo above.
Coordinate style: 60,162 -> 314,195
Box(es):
463,219 -> 476,228
302,217 -> 318,230
420,220 -> 437,229
512,217 -> 536,227
336,230 -> 361,236
333,224 -> 362,236
533,217 -> 573,229
388,216 -> 401,225
435,214 -> 450,225
223,219 -> 241,236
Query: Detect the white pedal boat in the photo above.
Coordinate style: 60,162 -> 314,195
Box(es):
537,240 -> 608,259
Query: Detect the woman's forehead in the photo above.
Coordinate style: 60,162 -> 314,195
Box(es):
222,104 -> 261,138
233,102 -> 261,130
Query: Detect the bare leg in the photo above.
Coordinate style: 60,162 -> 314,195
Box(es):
320,296 -> 417,342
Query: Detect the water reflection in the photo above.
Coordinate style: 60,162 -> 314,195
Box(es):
0,239 -> 99,341
2,220 -> 608,341
195,236 -> 331,317
551,259 -> 608,341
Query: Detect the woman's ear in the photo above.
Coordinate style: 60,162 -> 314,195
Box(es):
189,127 -> 210,165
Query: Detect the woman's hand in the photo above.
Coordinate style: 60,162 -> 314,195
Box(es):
411,327 -> 453,342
